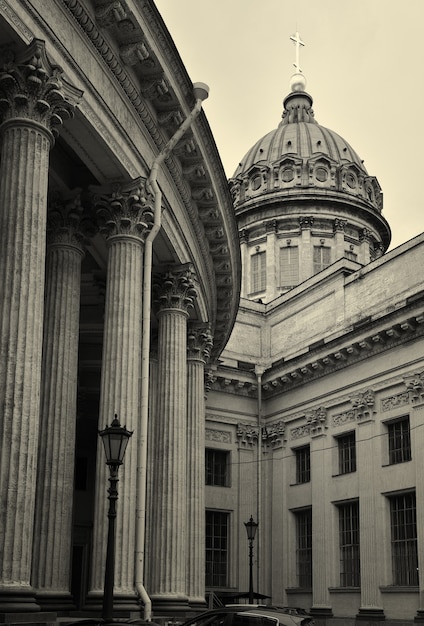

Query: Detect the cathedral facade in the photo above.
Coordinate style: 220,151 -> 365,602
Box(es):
1,2 -> 424,626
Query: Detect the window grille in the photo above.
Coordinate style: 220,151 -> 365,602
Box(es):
338,501 -> 360,586
390,492 -> 418,586
205,449 -> 230,487
251,251 -> 266,293
338,432 -> 356,474
295,509 -> 312,588
279,246 -> 299,288
205,510 -> 229,587
313,246 -> 331,274
388,417 -> 411,464
295,446 -> 310,484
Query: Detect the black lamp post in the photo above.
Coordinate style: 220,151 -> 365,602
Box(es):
244,516 -> 258,604
99,414 -> 133,622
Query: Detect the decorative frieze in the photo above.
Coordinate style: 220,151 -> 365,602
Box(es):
290,424 -> 311,440
381,391 -> 410,412
205,428 -> 231,444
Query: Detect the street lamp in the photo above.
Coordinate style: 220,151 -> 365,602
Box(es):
99,414 -> 133,622
244,516 -> 258,604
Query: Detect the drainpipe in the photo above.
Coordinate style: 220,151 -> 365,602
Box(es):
134,82 -> 210,620
255,365 -> 265,602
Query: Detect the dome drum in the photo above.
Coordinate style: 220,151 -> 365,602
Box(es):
230,159 -> 383,214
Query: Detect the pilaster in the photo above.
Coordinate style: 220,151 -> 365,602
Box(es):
89,179 -> 153,611
309,409 -> 333,617
299,216 -> 314,282
356,397 -> 385,620
0,40 -> 81,611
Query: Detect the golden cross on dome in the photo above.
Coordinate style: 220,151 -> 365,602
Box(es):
290,31 -> 305,73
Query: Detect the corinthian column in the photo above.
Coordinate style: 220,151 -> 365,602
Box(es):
32,191 -> 93,610
186,324 -> 213,608
149,266 -> 197,612
89,179 -> 153,611
0,40 -> 81,611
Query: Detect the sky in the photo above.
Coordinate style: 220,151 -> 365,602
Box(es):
155,0 -> 424,250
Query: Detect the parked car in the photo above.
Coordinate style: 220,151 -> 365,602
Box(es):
180,605 -> 314,626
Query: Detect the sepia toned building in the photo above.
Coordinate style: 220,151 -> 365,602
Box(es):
1,3 -> 424,626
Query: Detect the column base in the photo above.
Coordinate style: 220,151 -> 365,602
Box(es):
356,608 -> 385,620
84,591 -> 141,616
415,609 -> 424,622
35,591 -> 76,612
0,588 -> 39,613
150,594 -> 190,619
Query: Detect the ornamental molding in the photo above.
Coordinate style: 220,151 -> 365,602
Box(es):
205,428 -> 231,444
332,389 -> 375,426
0,0 -> 34,43
262,310 -> 424,398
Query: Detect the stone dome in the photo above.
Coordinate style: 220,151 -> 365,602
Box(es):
230,90 -> 385,219
229,79 -> 392,304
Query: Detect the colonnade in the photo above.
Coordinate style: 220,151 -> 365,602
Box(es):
0,39 -> 212,615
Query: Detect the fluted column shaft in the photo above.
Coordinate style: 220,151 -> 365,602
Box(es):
149,267 -> 196,610
89,181 -> 153,609
0,40 -> 80,611
186,325 -> 212,607
32,194 -> 89,608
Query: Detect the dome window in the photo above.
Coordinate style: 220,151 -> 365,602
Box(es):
315,166 -> 328,182
281,167 -> 295,183
251,175 -> 262,190
346,172 -> 357,189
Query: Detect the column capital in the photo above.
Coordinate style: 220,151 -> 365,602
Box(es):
47,189 -> 96,251
187,323 -> 213,363
154,265 -> 197,314
92,177 -> 154,242
0,39 -> 82,141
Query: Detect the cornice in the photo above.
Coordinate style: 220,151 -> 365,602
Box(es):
20,0 -> 239,358
211,304 -> 424,398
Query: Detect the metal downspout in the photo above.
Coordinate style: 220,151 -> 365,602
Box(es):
134,83 -> 209,620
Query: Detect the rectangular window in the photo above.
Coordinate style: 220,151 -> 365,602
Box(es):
313,246 -> 331,274
295,509 -> 312,588
279,246 -> 299,288
205,510 -> 229,587
295,446 -> 310,484
338,432 -> 356,474
390,492 -> 418,586
205,449 -> 230,487
251,251 -> 266,293
339,501 -> 360,587
388,417 -> 411,464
